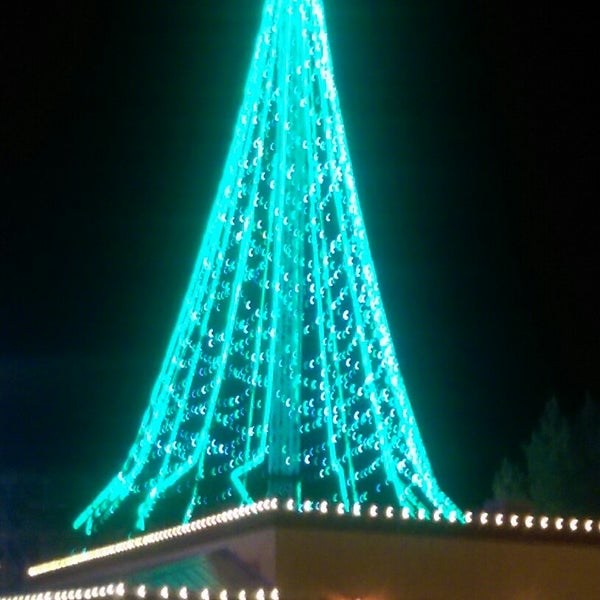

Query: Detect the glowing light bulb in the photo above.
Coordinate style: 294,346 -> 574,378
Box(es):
569,518 -> 578,531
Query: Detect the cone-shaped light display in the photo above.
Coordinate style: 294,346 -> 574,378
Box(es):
75,0 -> 462,535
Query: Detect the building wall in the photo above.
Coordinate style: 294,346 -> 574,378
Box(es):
274,527 -> 600,599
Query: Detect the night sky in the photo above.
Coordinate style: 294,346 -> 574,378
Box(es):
1,0 -> 597,529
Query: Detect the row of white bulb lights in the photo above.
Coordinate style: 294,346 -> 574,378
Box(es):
463,510 -> 600,533
287,500 -> 600,536
288,499 -> 459,522
29,501 -> 283,577
28,497 -> 600,578
1,585 -> 279,600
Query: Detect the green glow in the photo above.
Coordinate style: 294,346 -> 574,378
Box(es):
74,0 -> 463,534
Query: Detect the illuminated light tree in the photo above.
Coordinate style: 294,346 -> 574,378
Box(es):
74,0 -> 462,535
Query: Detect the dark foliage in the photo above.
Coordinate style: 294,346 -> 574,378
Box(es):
492,396 -> 600,516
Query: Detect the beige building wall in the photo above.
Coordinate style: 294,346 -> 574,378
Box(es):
272,527 -> 600,599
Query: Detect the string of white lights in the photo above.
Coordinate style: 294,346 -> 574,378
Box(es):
27,497 -> 600,580
0,585 -> 279,600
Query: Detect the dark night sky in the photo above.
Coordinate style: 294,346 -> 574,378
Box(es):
1,0 -> 597,527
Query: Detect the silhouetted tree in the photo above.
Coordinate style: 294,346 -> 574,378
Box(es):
492,457 -> 529,509
493,395 -> 600,516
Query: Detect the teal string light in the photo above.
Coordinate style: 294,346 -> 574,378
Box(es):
74,0 -> 462,535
